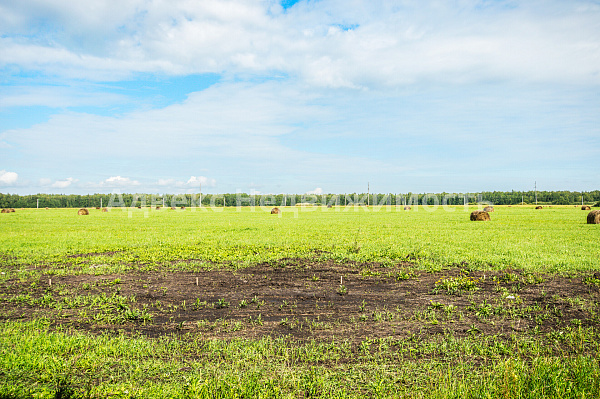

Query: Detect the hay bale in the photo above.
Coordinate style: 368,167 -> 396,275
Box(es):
535,206 -> 543,209
77,208 -> 89,215
95,207 -> 100,210
582,205 -> 591,210
180,206 -> 186,210
45,207 -> 49,210
470,210 -> 490,221
1,209 -> 8,213
156,206 -> 161,210
404,206 -> 411,210
171,207 -> 176,210
101,208 -> 108,212
327,205 -> 332,208
271,207 -> 280,214
137,206 -> 142,209
9,208 -> 15,213
483,206 -> 494,212
588,210 -> 600,224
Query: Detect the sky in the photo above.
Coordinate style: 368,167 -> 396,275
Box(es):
1,0 -> 599,195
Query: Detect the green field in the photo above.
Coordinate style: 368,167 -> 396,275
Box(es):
1,205 -> 599,275
1,206 -> 599,398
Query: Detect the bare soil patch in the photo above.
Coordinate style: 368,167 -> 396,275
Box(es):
1,259 -> 599,343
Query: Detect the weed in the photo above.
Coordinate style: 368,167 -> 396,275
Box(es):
215,298 -> 230,309
389,269 -> 416,281
433,275 -> 479,295
359,300 -> 367,312
583,276 -> 600,287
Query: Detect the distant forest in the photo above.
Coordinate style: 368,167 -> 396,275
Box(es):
1,191 -> 599,208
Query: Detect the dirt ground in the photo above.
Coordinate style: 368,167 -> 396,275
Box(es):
1,259 -> 599,342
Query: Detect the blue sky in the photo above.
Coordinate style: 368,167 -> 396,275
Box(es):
1,0 -> 599,195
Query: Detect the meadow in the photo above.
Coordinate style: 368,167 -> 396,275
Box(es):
1,205 -> 599,398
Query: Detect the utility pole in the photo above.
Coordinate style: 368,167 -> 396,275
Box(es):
199,184 -> 202,207
535,181 -> 537,206
37,198 -> 39,209
582,192 -> 584,206
101,198 -> 102,208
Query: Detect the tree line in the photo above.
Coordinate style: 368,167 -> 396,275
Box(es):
1,190 -> 599,208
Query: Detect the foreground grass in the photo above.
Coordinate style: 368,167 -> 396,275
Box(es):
1,206 -> 599,276
1,320 -> 599,398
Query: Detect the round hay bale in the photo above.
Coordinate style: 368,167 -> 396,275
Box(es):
137,206 -> 142,209
535,206 -> 543,210
404,206 -> 411,210
180,206 -> 186,210
170,207 -> 176,210
588,210 -> 600,224
483,206 -> 494,212
95,207 -> 100,210
45,207 -> 49,210
1,209 -> 8,214
582,205 -> 591,210
327,205 -> 332,208
156,206 -> 161,210
77,208 -> 89,215
9,208 -> 15,212
470,210 -> 490,221
271,207 -> 280,214
101,208 -> 108,212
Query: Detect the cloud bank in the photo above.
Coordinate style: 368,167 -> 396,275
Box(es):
1,1 -> 599,87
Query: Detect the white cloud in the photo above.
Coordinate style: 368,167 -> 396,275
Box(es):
156,176 -> 216,189
186,176 -> 216,187
93,176 -> 140,188
306,187 -> 323,195
51,177 -> 77,189
0,170 -> 18,185
0,1 -> 599,86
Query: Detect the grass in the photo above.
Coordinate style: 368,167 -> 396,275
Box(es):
0,206 -> 599,277
1,205 -> 600,397
1,320 -> 599,398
